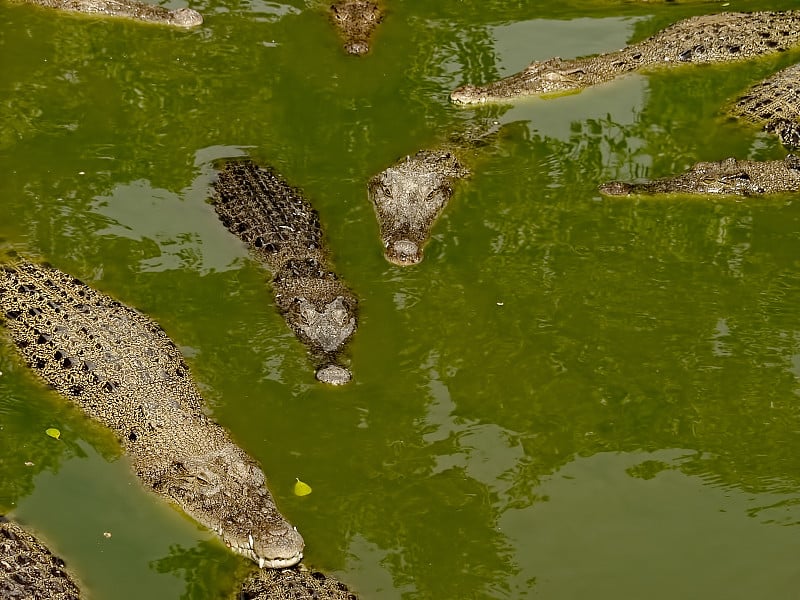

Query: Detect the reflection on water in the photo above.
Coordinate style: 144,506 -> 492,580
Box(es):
490,16 -> 645,75
502,450 -> 800,598
92,179 -> 246,274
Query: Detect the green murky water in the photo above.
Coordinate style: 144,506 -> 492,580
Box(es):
2,0 -> 800,598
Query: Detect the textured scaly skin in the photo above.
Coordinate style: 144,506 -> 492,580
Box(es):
0,259 -> 304,568
212,160 -> 357,385
239,565 -> 358,599
20,0 -> 202,27
599,155 -> 800,196
0,517 -> 82,600
329,0 -> 383,56
451,11 -> 800,104
368,150 -> 469,265
728,62 -> 800,149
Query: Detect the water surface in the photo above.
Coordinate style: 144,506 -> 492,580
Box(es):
1,0 -> 800,598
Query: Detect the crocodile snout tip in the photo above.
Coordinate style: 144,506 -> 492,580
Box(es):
386,240 -> 421,266
315,364 -> 352,385
169,7 -> 203,27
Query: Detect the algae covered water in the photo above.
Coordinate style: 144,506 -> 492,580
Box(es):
2,0 -> 800,597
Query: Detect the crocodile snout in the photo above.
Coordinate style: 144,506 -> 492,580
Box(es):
386,240 -> 421,265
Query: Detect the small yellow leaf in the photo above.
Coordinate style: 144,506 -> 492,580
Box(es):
293,478 -> 312,496
45,428 -> 61,440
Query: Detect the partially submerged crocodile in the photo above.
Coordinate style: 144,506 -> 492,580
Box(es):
601,62 -> 800,195
728,62 -> 800,149
240,565 -> 358,599
20,0 -> 202,27
451,10 -> 800,105
212,160 -> 357,385
368,149 -> 469,265
0,259 -> 304,568
1,516 -> 82,600
599,154 -> 800,196
329,0 -> 383,56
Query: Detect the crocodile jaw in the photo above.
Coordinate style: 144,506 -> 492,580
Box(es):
223,526 -> 305,569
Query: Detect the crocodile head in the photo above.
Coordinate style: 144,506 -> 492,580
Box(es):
330,0 -> 383,56
368,151 -> 468,265
156,444 -> 304,568
166,7 -> 203,27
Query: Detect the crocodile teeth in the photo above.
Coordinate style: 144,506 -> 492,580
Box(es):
259,557 -> 265,569
248,533 -> 254,550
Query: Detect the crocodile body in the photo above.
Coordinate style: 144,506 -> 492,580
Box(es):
599,155 -> 800,196
20,0 -> 202,27
212,160 -> 357,385
0,259 -> 304,568
0,517 -> 82,600
329,0 -> 383,56
451,10 -> 800,105
368,150 -> 469,265
240,565 -> 358,599
728,62 -> 800,148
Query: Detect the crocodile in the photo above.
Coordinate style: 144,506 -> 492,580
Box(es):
451,10 -> 800,105
240,565 -> 358,599
728,62 -> 800,149
1,516 -> 82,600
599,154 -> 800,196
368,150 -> 469,265
19,0 -> 202,27
0,259 -> 305,568
212,160 -> 357,385
329,0 -> 383,56
600,62 -> 800,195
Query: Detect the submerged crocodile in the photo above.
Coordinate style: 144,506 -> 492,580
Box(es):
368,149 -> 469,265
599,154 -> 800,196
451,10 -> 800,105
0,259 -> 304,568
212,160 -> 357,385
19,0 -> 202,27
329,0 -> 383,56
1,517 -> 82,600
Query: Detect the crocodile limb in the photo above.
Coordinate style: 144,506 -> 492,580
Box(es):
329,0 -> 383,56
212,160 -> 357,385
599,155 -> 800,196
451,10 -> 800,104
0,259 -> 304,568
18,0 -> 202,27
0,516 -> 82,600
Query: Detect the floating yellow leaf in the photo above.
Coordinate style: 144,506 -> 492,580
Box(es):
45,428 -> 61,440
293,478 -> 312,497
